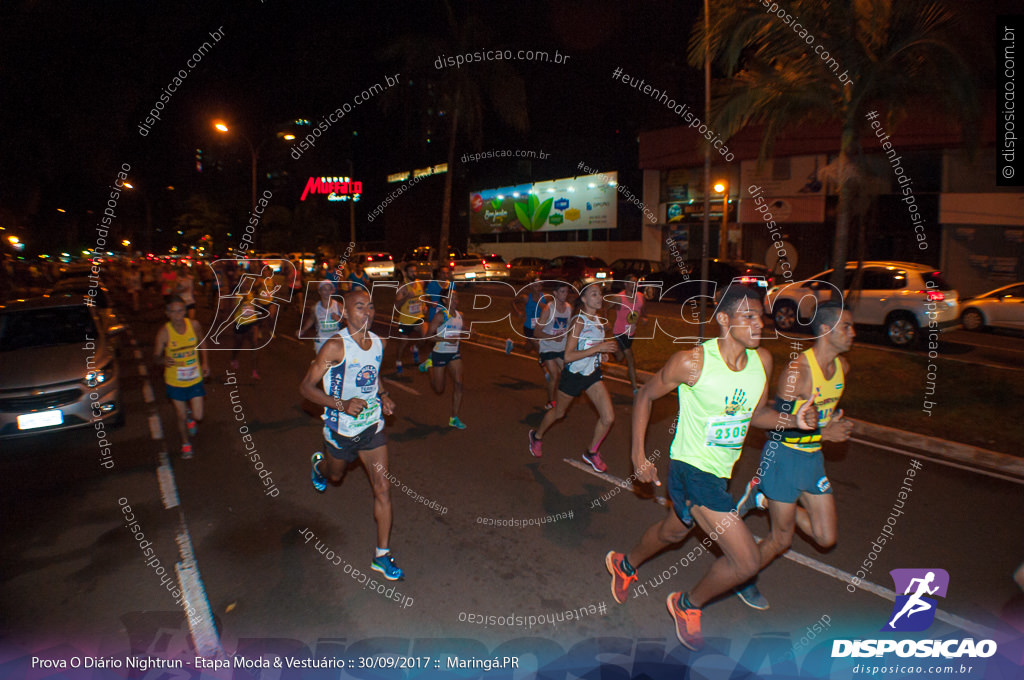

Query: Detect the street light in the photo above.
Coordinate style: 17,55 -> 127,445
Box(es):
213,119 -> 259,221
714,181 -> 729,259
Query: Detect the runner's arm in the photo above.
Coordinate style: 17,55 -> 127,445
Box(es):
153,326 -> 172,367
298,338 -> 364,415
191,320 -> 211,374
631,346 -> 703,485
750,348 -> 817,430
563,316 -> 617,363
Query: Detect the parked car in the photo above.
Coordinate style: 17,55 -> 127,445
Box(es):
353,252 -> 395,279
959,282 -> 1024,332
609,258 -> 664,280
0,295 -> 123,437
398,246 -> 466,279
449,252 -> 489,280
508,256 -> 548,282
480,253 -> 510,280
765,261 -> 959,346
287,252 -> 317,273
539,256 -> 613,286
644,259 -> 773,302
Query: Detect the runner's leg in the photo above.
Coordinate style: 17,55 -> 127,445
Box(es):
626,510 -> 693,570
687,505 -> 760,607
795,491 -> 837,548
535,389 -> 573,439
359,445 -> 393,550
583,379 -> 614,453
448,358 -> 464,418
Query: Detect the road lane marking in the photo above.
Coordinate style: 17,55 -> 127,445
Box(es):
138,364 -> 148,376
175,540 -> 222,658
382,378 -> 420,396
156,451 -> 180,509
148,414 -> 163,440
565,458 -> 1005,641
849,436 -> 1024,485
133,349 -> 143,360
142,382 -> 155,404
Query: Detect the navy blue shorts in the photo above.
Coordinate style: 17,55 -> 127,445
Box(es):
757,440 -> 831,503
430,351 -> 460,367
539,350 -> 564,363
523,326 -> 536,338
615,333 -> 633,351
166,381 -> 205,402
323,423 -> 387,462
667,459 -> 736,527
558,367 -> 602,397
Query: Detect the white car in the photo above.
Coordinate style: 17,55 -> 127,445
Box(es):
765,261 -> 959,347
354,252 -> 395,279
959,282 -> 1024,332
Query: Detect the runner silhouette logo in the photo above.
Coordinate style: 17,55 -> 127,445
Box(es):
883,568 -> 949,632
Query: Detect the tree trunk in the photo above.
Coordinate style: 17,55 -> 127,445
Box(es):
829,123 -> 857,298
439,100 -> 460,260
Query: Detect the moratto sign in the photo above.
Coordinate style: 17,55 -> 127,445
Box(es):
300,176 -> 362,202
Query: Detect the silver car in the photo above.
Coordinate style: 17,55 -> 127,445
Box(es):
0,295 -> 122,437
765,261 -> 959,347
960,282 -> 1024,332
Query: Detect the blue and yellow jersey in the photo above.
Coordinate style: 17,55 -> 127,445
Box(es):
779,347 -> 844,452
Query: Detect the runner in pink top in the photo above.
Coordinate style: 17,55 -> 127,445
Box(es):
612,274 -> 648,394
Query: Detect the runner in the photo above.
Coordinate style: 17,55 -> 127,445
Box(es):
159,264 -> 177,306
348,260 -> 371,292
534,281 -> 573,409
611,274 -> 649,394
420,287 -> 467,429
512,274 -> 545,356
290,258 -> 305,308
299,287 -> 404,581
154,295 -> 210,459
603,286 -> 816,650
298,281 -> 343,353
732,302 -> 854,609
528,283 -> 618,471
217,266 -> 279,379
418,265 -> 454,371
393,264 -> 427,375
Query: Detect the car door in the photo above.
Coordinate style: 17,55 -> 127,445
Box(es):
988,284 -> 1024,329
852,266 -> 901,324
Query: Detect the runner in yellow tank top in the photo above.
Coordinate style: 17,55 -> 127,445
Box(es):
603,286 -> 818,651
732,302 -> 855,609
393,264 -> 428,374
154,295 -> 210,459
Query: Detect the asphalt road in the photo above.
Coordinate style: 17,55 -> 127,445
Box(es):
2,290 -> 1023,679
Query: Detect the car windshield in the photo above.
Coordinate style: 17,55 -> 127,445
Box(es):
0,305 -> 97,352
583,257 -> 607,268
920,271 -> 953,291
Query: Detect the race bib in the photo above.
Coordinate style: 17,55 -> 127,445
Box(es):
353,399 -> 380,425
705,413 -> 749,447
176,364 -> 200,382
443,328 -> 461,339
320,318 -> 340,332
408,302 -> 422,315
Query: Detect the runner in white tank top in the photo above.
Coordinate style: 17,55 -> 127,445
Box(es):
299,287 -> 405,581
535,281 -> 573,410
298,281 -> 344,353
423,287 -> 467,428
528,283 -> 618,472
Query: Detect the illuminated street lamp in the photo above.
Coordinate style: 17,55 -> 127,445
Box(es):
714,181 -> 729,259
213,119 -> 259,218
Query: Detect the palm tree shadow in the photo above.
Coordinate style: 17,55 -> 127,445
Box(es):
524,462 -> 609,547
387,416 -> 449,442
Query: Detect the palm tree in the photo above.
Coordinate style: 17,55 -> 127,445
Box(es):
381,1 -> 528,259
689,0 -> 978,292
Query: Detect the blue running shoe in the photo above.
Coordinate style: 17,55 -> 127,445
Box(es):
449,416 -> 467,429
371,552 -> 404,581
736,477 -> 766,517
412,347 -> 420,364
311,451 -> 327,492
736,580 -> 770,610
395,361 -> 403,375
418,358 -> 432,372
505,338 -> 514,354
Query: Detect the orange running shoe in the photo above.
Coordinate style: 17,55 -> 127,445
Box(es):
666,592 -> 703,650
605,551 -> 638,604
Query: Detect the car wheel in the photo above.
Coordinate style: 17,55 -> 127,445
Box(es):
961,308 -> 985,332
886,312 -> 920,347
772,300 -> 800,332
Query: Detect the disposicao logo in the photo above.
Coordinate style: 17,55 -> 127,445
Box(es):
832,568 -> 997,659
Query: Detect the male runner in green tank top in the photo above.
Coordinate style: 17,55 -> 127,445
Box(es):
604,286 -> 817,650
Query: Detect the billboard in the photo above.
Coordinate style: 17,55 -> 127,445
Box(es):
469,172 -> 618,234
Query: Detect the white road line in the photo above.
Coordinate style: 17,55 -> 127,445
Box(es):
848,436 -> 1024,485
382,378 -> 421,396
175,559 -> 222,658
133,349 -> 143,360
566,459 -> 1004,640
142,382 -> 155,404
156,452 -> 180,509
148,414 -> 163,440
138,364 -> 148,376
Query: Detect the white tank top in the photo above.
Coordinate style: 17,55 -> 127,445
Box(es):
538,301 -> 572,353
567,312 -> 605,376
315,300 -> 342,351
433,310 -> 464,354
321,328 -> 384,437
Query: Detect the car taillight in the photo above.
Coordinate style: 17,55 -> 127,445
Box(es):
366,256 -> 372,262
481,260 -> 486,265
506,263 -> 511,268
450,261 -> 455,267
923,290 -> 945,301
389,255 -> 393,260
739,276 -> 756,283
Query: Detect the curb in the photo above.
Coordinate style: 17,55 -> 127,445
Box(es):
463,328 -> 1024,482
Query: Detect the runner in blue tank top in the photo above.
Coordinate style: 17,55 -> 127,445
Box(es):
299,287 -> 404,581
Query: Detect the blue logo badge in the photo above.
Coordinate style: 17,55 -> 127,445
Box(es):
883,569 -> 949,632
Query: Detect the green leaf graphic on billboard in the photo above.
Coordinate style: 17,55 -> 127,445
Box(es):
490,198 -> 503,210
547,213 -> 563,226
514,194 -> 555,231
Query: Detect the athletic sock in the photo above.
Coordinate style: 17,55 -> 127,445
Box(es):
682,593 -> 701,610
375,547 -> 389,558
620,555 -> 636,576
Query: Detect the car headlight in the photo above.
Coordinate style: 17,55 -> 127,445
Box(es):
86,362 -> 115,387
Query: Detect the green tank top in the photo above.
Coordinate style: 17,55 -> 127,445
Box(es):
670,338 -> 766,478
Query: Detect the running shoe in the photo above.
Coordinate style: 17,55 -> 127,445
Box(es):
505,338 -> 514,354
583,450 -> 608,473
311,451 -> 327,492
666,592 -> 703,651
449,416 -> 467,429
412,347 -> 420,364
186,418 -> 198,437
418,358 -> 432,372
605,551 -> 638,604
181,443 -> 194,460
528,429 -> 543,457
735,580 -> 770,610
395,361 -> 403,375
544,400 -> 556,410
371,552 -> 404,581
736,477 -> 767,517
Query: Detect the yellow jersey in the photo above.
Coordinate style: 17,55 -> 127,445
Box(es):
781,347 -> 844,452
164,319 -> 202,387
